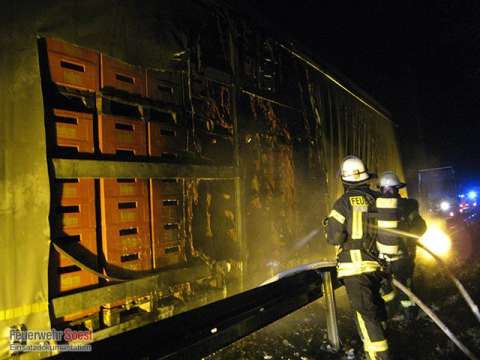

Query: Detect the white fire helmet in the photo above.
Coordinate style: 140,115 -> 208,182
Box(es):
340,156 -> 372,183
379,171 -> 406,189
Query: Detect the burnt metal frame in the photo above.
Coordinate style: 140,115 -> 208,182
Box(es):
51,263 -> 210,319
52,158 -> 237,179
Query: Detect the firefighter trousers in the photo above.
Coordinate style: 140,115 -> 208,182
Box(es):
384,258 -> 417,319
343,271 -> 390,360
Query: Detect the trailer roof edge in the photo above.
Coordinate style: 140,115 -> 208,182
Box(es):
280,43 -> 393,123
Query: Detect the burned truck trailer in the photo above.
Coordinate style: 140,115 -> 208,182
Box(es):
0,0 -> 404,357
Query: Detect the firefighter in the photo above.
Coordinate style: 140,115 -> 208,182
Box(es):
327,156 -> 390,360
376,171 -> 427,321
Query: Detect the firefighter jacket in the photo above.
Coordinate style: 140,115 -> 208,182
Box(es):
375,195 -> 427,261
327,185 -> 381,278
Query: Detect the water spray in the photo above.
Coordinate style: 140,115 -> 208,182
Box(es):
293,229 -> 321,250
259,260 -> 336,286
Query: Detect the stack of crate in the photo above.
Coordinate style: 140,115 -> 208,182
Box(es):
145,69 -> 186,159
51,179 -> 98,294
145,69 -> 187,268
98,55 -> 147,156
46,38 -> 99,297
44,38 -> 189,310
98,58 -> 152,317
45,38 -> 98,154
46,37 -> 188,161
150,179 -> 186,268
100,178 -> 152,271
99,178 -> 154,325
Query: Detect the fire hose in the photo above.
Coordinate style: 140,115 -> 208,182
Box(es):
372,230 -> 479,359
383,227 -> 480,324
392,278 -> 478,360
262,256 -> 478,359
416,241 -> 480,323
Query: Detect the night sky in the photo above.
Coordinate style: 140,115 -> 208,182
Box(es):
253,0 -> 480,189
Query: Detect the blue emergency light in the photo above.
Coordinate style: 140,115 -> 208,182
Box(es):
468,191 -> 477,200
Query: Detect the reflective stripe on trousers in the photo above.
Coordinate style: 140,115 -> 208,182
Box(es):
382,289 -> 395,303
356,311 -> 389,359
401,299 -> 415,308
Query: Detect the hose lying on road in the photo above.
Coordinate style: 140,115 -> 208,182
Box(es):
392,278 -> 478,360
260,260 -> 479,359
382,227 -> 480,324
416,241 -> 480,324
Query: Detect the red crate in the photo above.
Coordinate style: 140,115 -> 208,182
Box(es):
57,267 -> 98,293
46,37 -> 99,92
101,55 -> 146,96
100,178 -> 148,198
101,196 -> 150,227
98,114 -> 147,155
148,122 -> 187,156
52,109 -> 94,153
153,242 -> 186,269
54,201 -> 96,230
54,178 -> 95,204
151,222 -> 181,249
104,247 -> 152,271
148,109 -> 177,124
60,306 -> 99,323
54,228 -> 98,268
102,223 -> 151,253
146,69 -> 180,104
151,192 -> 182,224
150,179 -> 182,196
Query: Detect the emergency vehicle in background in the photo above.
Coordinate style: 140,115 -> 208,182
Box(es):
418,167 -> 457,218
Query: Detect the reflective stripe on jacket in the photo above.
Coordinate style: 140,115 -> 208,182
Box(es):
327,185 -> 380,278
376,195 -> 427,261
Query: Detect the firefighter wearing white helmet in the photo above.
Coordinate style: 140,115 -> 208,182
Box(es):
379,171 -> 406,191
376,171 -> 426,322
327,156 -> 391,360
340,155 -> 372,183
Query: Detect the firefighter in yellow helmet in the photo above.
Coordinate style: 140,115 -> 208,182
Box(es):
326,156 -> 390,360
376,171 -> 427,321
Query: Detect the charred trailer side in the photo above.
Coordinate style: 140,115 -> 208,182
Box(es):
0,0 -> 403,357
